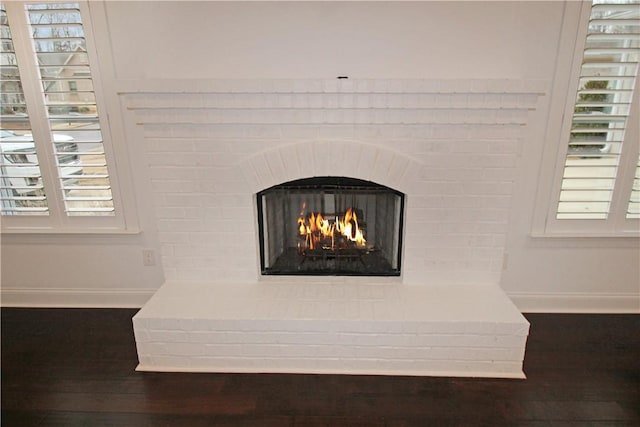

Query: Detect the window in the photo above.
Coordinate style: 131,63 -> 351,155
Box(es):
1,1 -> 122,230
550,0 -> 639,234
628,155 -> 640,218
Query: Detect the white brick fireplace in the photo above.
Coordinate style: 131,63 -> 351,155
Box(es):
129,79 -> 545,378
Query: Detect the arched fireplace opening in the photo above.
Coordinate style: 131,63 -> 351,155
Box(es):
257,177 -> 404,276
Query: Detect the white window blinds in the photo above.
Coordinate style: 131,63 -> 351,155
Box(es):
557,0 -> 639,220
628,155 -> 640,218
0,4 -> 48,215
0,2 -> 115,218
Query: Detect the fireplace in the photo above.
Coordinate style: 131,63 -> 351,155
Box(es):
129,78 -> 542,378
257,177 -> 404,276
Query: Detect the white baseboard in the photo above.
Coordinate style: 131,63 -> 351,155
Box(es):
2,287 -> 638,313
0,288 -> 156,308
508,292 -> 640,313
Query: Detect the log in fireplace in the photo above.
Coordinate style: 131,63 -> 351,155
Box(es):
257,177 -> 404,276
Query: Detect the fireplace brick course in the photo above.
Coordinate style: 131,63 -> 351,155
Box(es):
127,78 -> 544,377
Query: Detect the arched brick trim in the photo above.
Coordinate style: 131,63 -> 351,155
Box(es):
240,141 -> 423,194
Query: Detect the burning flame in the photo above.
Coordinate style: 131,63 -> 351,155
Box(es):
297,206 -> 366,251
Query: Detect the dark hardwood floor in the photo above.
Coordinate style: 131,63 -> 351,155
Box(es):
1,308 -> 638,426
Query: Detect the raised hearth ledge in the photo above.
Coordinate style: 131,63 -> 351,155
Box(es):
133,281 -> 529,379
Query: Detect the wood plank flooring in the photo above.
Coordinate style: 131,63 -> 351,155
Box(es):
1,308 -> 638,426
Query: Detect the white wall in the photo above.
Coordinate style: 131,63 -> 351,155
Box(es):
105,1 -> 559,80
0,234 -> 164,307
1,1 -> 638,311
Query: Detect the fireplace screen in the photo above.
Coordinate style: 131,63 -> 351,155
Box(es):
257,177 -> 404,276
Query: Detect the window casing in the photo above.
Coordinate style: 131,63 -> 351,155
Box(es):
545,0 -> 640,235
1,1 -> 126,231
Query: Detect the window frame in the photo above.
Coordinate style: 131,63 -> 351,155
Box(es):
536,0 -> 640,237
1,1 -> 137,234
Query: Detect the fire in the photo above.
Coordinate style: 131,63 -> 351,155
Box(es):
297,206 -> 366,252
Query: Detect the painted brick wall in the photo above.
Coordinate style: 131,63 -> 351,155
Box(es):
122,79 -> 545,285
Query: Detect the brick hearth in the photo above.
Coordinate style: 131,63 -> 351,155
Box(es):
134,281 -> 528,378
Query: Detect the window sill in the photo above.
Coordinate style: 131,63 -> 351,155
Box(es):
528,231 -> 640,249
530,231 -> 639,239
0,227 -> 142,236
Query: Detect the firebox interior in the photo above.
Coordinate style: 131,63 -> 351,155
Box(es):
257,177 -> 404,276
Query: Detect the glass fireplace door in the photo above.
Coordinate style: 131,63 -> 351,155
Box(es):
257,177 -> 404,276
